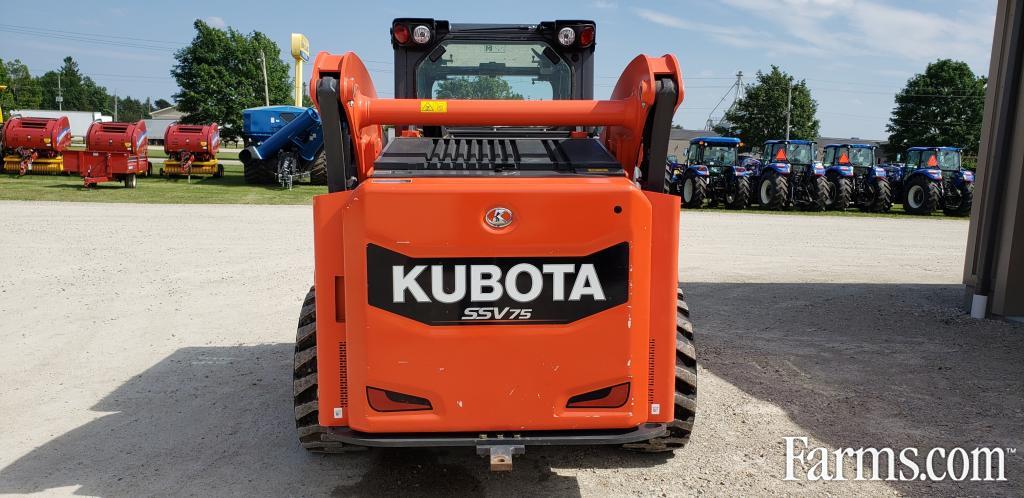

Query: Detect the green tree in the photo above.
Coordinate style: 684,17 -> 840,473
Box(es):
171,19 -> 291,140
36,57 -> 113,114
886,59 -> 986,155
153,98 -> 173,110
0,59 -> 43,119
434,76 -> 524,100
114,95 -> 151,121
714,66 -> 819,150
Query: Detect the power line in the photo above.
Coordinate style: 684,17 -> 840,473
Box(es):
0,23 -> 186,46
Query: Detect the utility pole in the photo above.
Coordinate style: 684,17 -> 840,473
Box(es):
113,91 -> 118,121
259,49 -> 270,107
784,83 -> 792,141
56,74 -> 63,111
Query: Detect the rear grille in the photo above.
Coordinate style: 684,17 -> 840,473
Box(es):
373,136 -> 623,174
338,341 -> 348,408
648,339 -> 656,405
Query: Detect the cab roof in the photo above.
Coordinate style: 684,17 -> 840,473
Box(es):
825,143 -> 875,149
693,137 -> 740,144
765,139 -> 815,145
908,146 -> 961,152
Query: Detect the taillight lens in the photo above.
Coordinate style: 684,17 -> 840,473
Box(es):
567,383 -> 630,408
579,25 -> 595,47
367,387 -> 432,412
393,24 -> 410,44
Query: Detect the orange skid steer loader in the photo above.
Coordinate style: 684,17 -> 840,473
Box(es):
294,19 -> 696,470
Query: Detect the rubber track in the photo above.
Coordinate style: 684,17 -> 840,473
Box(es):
294,287 -> 366,453
622,289 -> 697,452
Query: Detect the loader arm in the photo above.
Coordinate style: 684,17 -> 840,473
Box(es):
311,51 -> 683,191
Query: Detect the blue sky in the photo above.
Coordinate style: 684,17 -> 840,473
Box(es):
0,0 -> 997,139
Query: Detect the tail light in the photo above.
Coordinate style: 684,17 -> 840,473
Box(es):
578,25 -> 595,47
367,387 -> 432,412
567,383 -> 630,408
392,23 -> 410,44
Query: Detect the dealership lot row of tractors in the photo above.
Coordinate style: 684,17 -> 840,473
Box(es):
668,137 -> 975,216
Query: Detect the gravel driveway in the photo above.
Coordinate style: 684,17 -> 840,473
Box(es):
0,201 -> 1020,496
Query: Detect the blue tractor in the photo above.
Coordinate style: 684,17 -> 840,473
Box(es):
239,105 -> 326,187
821,144 -> 892,212
749,139 -> 827,211
670,136 -> 751,209
885,146 -> 974,216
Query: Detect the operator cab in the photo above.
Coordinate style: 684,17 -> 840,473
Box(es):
392,19 -> 595,138
906,146 -> 962,173
685,137 -> 740,169
763,139 -> 816,167
377,19 -> 625,176
823,144 -> 876,170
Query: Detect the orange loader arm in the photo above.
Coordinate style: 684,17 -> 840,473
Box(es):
310,51 -> 684,190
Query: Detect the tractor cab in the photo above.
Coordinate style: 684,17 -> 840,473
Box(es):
763,139 -> 817,169
905,147 -> 966,176
684,137 -> 740,171
823,144 -> 876,170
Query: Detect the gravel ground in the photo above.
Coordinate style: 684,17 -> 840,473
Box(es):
0,201 -> 1021,497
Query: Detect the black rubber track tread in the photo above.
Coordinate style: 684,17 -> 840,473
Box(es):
623,289 -> 697,453
943,182 -> 974,217
726,176 -> 751,210
904,175 -> 940,215
680,173 -> 708,209
829,176 -> 853,211
306,150 -> 328,186
861,177 -> 894,213
760,172 -> 789,211
294,286 -> 367,453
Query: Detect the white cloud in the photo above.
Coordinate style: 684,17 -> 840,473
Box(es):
205,16 -> 226,28
633,7 -> 824,56
716,0 -> 994,68
593,0 -> 617,9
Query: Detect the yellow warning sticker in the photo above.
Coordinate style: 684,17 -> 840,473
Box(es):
420,100 -> 448,113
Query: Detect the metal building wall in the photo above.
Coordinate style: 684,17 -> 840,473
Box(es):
964,0 -> 1024,319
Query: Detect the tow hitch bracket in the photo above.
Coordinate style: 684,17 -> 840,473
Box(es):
476,444 -> 525,472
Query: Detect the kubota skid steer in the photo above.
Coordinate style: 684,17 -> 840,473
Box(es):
294,19 -> 696,470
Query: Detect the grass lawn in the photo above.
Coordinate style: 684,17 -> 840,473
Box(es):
0,164 -> 320,205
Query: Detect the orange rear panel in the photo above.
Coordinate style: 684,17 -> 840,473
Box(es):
314,176 -> 677,433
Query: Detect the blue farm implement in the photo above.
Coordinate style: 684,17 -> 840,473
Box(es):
238,105 -> 326,188
821,144 -> 892,212
749,140 -> 827,211
885,147 -> 974,216
670,136 -> 751,209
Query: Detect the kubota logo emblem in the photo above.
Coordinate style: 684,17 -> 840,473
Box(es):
485,207 -> 513,228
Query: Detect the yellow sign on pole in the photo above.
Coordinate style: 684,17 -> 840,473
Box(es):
0,85 -> 7,124
291,33 -> 310,107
